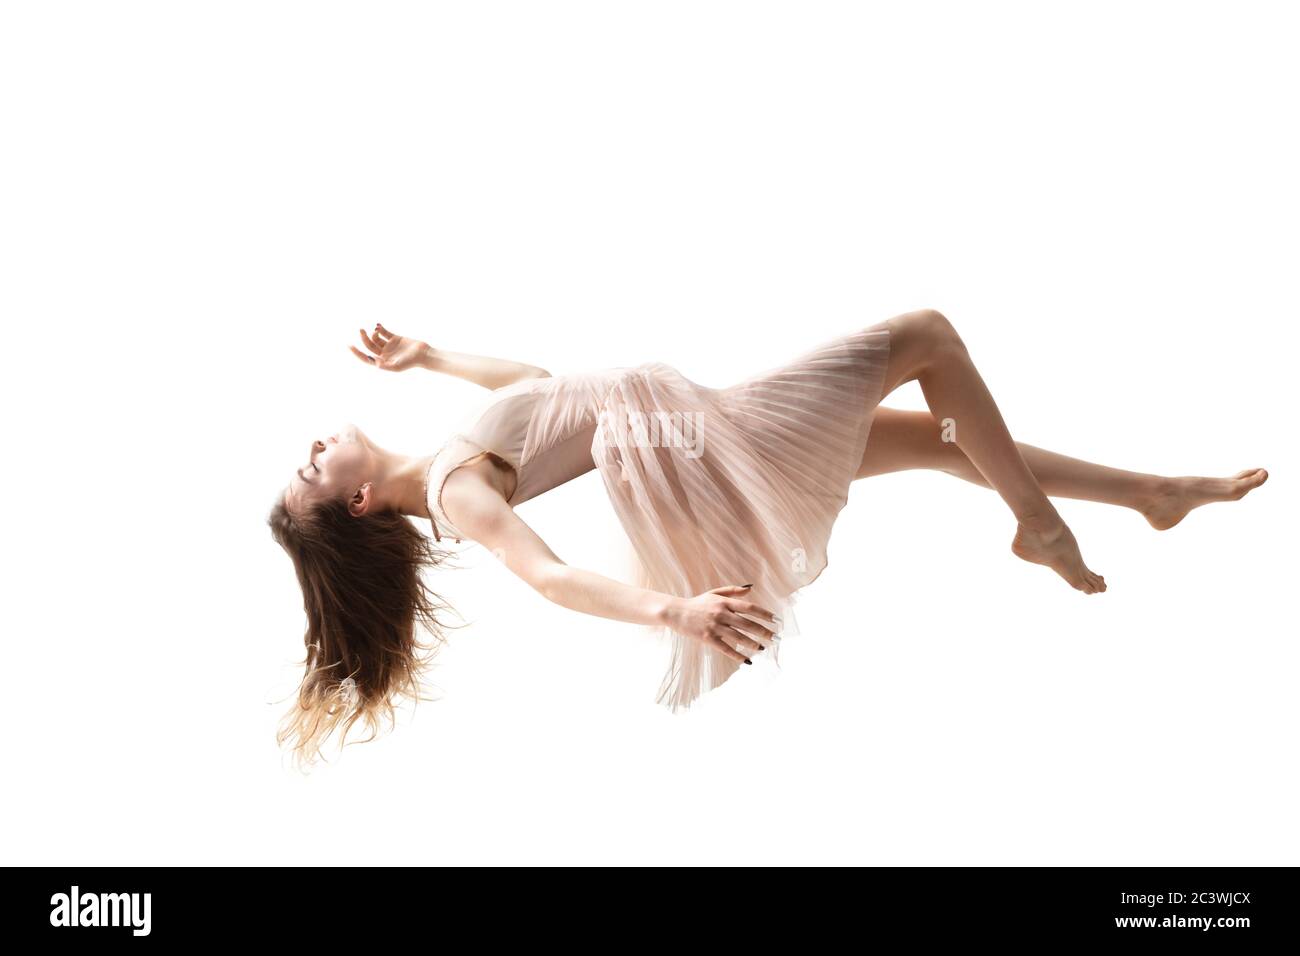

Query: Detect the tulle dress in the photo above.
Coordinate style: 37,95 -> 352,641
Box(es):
423,323 -> 892,711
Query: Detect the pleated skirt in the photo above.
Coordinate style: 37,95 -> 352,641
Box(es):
591,322 -> 893,711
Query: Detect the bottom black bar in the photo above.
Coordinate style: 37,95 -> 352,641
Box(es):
6,866 -> 1297,945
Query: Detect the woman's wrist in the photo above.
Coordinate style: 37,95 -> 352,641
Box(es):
418,343 -> 440,371
652,594 -> 681,628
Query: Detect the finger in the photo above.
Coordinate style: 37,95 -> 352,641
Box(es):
710,633 -> 752,665
723,623 -> 768,654
725,628 -> 759,661
722,611 -> 774,644
358,327 -> 383,354
376,322 -> 396,340
349,345 -> 376,365
725,599 -> 779,624
372,324 -> 390,344
708,583 -> 754,597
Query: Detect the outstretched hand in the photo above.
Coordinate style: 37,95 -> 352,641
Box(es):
663,584 -> 780,665
350,323 -> 432,372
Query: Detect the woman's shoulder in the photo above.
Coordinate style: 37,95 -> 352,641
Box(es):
424,434 -> 501,542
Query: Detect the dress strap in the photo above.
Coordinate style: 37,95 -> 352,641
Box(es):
422,444 -> 464,544
422,454 -> 443,541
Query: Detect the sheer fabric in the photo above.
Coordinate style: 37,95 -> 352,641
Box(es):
425,324 -> 892,710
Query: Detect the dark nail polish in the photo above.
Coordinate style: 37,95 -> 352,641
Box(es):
742,583 -> 753,588
744,659 -> 752,665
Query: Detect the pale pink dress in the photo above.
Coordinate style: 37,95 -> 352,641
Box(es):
424,323 -> 892,711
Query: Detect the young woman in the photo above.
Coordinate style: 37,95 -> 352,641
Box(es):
269,311 -> 1267,765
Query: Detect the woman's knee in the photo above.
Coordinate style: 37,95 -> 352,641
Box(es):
887,308 -> 966,367
906,308 -> 960,343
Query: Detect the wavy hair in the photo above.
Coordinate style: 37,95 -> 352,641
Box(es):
268,493 -> 457,769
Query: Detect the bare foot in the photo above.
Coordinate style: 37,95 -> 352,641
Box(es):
1012,517 -> 1107,594
1140,468 -> 1269,531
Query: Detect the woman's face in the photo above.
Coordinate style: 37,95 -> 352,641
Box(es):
286,424 -> 374,513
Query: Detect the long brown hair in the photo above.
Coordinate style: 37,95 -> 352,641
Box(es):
268,493 -> 457,768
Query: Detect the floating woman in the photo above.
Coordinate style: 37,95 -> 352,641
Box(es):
268,311 -> 1267,765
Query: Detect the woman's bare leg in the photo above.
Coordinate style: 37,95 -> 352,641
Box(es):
874,309 -> 1106,593
859,407 -> 1270,529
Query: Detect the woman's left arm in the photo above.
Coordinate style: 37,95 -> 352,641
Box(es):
440,469 -> 777,663
350,323 -> 550,389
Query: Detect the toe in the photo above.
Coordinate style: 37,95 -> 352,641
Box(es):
1229,468 -> 1268,498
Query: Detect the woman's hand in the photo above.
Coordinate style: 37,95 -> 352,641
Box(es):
350,323 -> 433,372
662,585 -> 780,665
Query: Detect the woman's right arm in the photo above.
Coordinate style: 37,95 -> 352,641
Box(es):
351,323 -> 551,390
440,468 -> 778,664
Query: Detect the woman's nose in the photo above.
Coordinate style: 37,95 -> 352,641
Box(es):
311,439 -> 325,456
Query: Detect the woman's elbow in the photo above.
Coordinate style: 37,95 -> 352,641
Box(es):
533,563 -> 569,603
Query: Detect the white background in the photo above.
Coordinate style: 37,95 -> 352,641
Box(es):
3,2 -> 1296,865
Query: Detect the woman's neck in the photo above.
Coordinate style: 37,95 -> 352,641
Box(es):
373,449 -> 437,518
